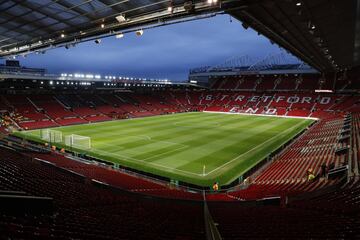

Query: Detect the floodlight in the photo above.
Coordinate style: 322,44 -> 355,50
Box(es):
115,33 -> 124,39
136,29 -> 144,36
116,15 -> 126,22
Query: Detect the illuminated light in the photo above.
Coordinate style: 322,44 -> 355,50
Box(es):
49,81 -> 53,85
311,25 -> 316,30
296,2 -> 302,6
167,6 -> 173,12
207,0 -> 212,3
115,33 -> 124,39
315,89 -> 333,93
61,33 -> 65,38
135,29 -> 144,36
115,15 -> 126,22
101,23 -> 105,28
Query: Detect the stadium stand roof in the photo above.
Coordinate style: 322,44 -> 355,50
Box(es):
229,0 -> 360,72
0,0 -> 230,57
0,0 -> 359,73
190,52 -> 317,73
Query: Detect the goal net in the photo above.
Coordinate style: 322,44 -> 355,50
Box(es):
40,129 -> 63,143
65,134 -> 91,150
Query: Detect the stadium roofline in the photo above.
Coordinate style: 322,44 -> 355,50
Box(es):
0,0 -> 358,73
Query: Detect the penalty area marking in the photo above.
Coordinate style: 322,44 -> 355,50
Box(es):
21,118 -> 309,179
93,120 -> 306,178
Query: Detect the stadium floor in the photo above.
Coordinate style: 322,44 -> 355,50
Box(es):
15,112 -> 314,187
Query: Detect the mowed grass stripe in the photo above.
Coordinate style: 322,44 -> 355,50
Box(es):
68,112 -> 212,133
174,118 -> 297,173
15,112 -> 313,187
80,113 -> 220,144
91,115 -> 269,171
144,117 -> 278,166
123,115 -> 267,160
90,113 -> 253,154
203,120 -> 311,183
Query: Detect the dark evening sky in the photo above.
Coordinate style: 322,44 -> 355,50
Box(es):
5,14 -> 288,81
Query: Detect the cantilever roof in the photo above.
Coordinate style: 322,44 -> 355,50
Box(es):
0,0 -> 229,56
0,0 -> 359,72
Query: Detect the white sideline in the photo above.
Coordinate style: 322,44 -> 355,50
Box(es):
203,120 -> 309,176
203,111 -> 319,120
92,118 -> 309,178
23,112 -> 313,179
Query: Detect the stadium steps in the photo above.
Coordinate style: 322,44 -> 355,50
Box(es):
53,95 -> 71,109
25,97 -> 42,112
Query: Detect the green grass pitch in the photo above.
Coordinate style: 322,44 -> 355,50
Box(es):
14,112 -> 314,187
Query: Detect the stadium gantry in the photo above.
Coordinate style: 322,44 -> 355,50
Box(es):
0,0 -> 359,239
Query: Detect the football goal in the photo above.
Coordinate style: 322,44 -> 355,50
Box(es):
65,134 -> 91,150
40,129 -> 63,143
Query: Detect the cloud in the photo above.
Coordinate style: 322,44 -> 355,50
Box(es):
15,14 -> 287,81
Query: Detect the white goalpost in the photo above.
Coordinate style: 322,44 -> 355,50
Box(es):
41,129 -> 63,143
65,134 -> 91,150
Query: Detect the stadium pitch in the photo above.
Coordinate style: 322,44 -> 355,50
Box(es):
14,112 -> 314,187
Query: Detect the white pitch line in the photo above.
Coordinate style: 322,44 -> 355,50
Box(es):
203,120 -> 308,176
91,148 -> 201,177
21,114 -> 309,180
142,145 -> 189,161
173,121 -> 222,129
203,111 -> 319,120
93,140 -> 188,160
94,133 -> 190,147
93,136 -> 187,151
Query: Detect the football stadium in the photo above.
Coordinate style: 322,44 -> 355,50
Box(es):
0,0 -> 359,239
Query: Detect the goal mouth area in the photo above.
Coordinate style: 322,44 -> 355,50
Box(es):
40,129 -> 63,143
64,134 -> 92,150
